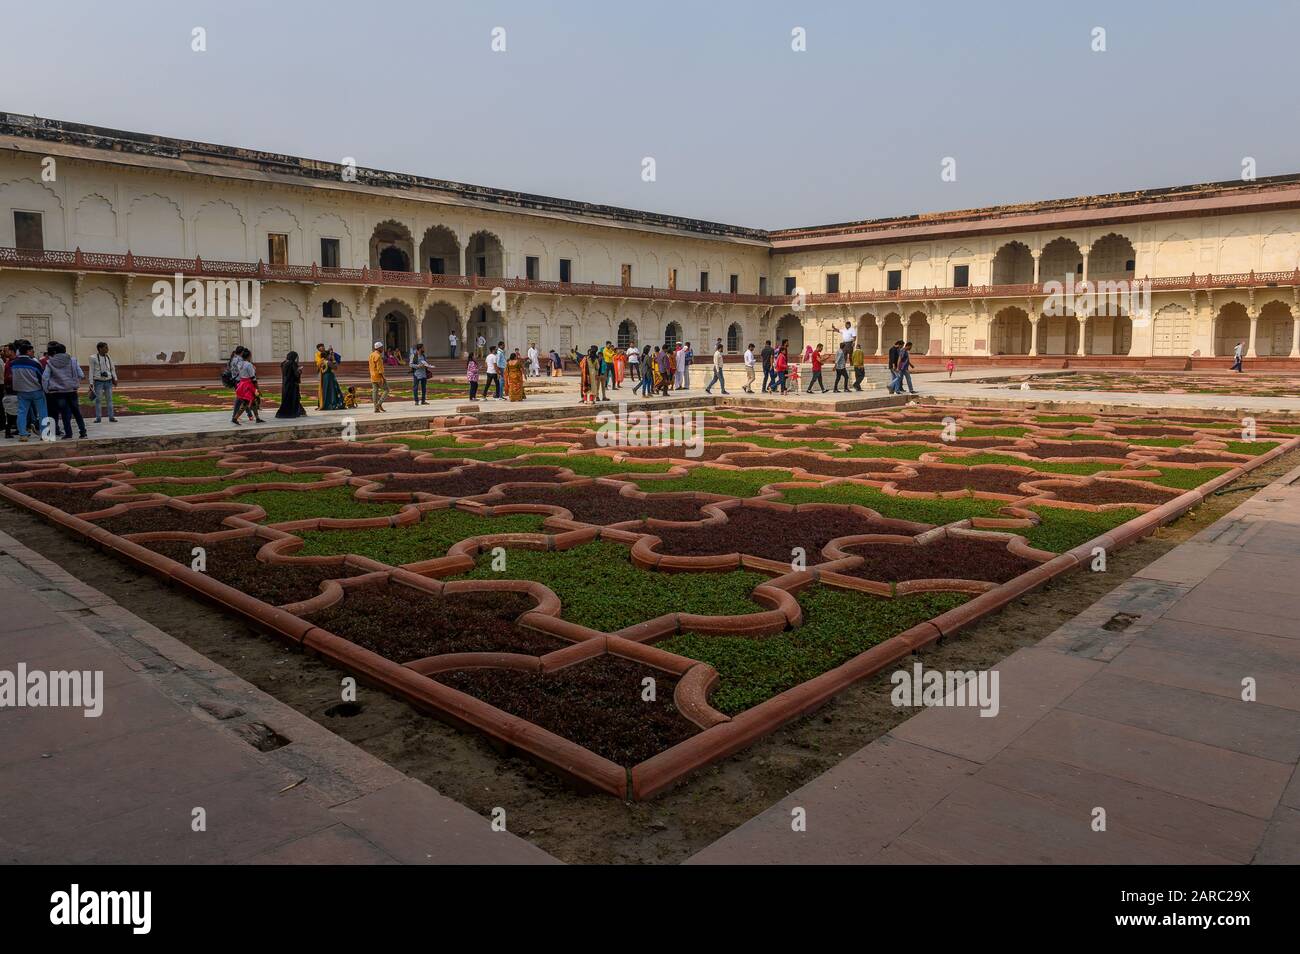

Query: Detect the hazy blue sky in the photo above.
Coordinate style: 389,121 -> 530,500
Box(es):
4,0 -> 1298,229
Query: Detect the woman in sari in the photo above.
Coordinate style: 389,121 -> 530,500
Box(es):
315,345 -> 345,410
275,351 -> 308,418
613,348 -> 626,388
579,346 -> 597,404
504,350 -> 526,402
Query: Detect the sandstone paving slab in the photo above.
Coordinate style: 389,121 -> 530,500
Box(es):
1255,808 -> 1300,864
1162,598 -> 1300,641
1106,642 -> 1300,711
241,823 -> 400,865
685,737 -> 978,865
1010,710 -> 1292,820
7,771 -> 339,864
1133,541 -> 1236,586
1240,521 -> 1300,557
888,647 -> 1102,764
327,777 -> 558,865
972,749 -> 1265,864
1135,617 -> 1300,674
1035,579 -> 1188,662
1058,670 -> 1300,764
885,776 -> 1241,864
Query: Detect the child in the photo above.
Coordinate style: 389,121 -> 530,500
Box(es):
466,354 -> 480,401
946,358 -> 955,379
343,386 -> 358,409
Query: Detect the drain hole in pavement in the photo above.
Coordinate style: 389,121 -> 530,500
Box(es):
325,702 -> 363,718
1102,612 -> 1141,632
234,721 -> 290,752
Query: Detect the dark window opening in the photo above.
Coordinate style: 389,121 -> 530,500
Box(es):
320,238 -> 340,268
784,276 -> 797,295
887,269 -> 902,291
267,233 -> 288,266
699,271 -> 709,292
525,256 -> 539,281
14,211 -> 43,251
729,274 -> 739,294
953,264 -> 969,288
826,273 -> 840,294
559,258 -> 572,283
429,256 -> 446,275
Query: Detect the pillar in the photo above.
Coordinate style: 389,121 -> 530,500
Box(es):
1029,317 -> 1039,357
1292,308 -> 1300,357
874,317 -> 884,356
1077,316 -> 1087,356
1032,249 -> 1041,285
1080,244 -> 1091,285
1247,308 -> 1259,358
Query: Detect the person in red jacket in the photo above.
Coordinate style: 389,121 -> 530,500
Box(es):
774,343 -> 789,395
807,343 -> 827,392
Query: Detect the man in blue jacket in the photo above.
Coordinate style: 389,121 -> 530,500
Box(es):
8,339 -> 48,442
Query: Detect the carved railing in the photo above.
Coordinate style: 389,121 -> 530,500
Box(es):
3,246 -> 1299,306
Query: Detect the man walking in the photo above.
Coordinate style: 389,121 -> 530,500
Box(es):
760,339 -> 774,392
704,341 -> 729,395
807,343 -> 827,392
890,341 -> 918,395
832,343 -> 849,392
1232,340 -> 1244,373
369,340 -> 390,411
410,343 -> 431,404
887,339 -> 903,381
743,343 -> 756,393
851,341 -> 865,391
448,331 -> 458,359
484,346 -> 500,400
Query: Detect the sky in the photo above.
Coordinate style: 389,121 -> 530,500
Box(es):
3,0 -> 1298,230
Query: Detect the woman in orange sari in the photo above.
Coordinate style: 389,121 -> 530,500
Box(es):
505,350 -> 526,402
613,348 -> 626,388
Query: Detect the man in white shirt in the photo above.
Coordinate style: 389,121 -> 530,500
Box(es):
705,343 -> 729,395
484,347 -> 500,399
476,334 -> 487,360
840,321 -> 856,347
448,332 -> 458,359
742,344 -> 756,393
89,341 -> 119,422
527,343 -> 539,377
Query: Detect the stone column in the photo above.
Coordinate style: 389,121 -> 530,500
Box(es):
1080,244 -> 1091,285
1291,309 -> 1300,357
875,316 -> 884,356
1077,315 -> 1087,356
1029,317 -> 1039,357
1032,249 -> 1041,285
1247,308 -> 1259,358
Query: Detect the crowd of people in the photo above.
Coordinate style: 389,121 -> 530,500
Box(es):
2,339 -> 119,442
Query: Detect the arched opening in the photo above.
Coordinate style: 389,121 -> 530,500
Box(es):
1089,233 -> 1136,282
857,313 -> 880,354
617,319 -> 638,349
1152,304 -> 1192,356
1085,315 -> 1133,355
906,311 -> 931,355
990,307 -> 1033,355
1038,315 -> 1079,355
1256,301 -> 1296,356
466,231 -> 504,278
726,322 -> 743,354
419,225 -> 461,276
1214,302 -> 1251,356
373,304 -> 413,355
775,313 -> 804,352
663,321 -> 682,349
991,241 -> 1034,285
468,304 -> 503,352
1040,237 -> 1083,285
369,221 -> 414,272
422,302 -> 461,357
881,312 -> 904,351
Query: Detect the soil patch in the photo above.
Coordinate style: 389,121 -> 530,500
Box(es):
646,505 -> 918,562
1019,442 -> 1132,459
488,483 -> 705,524
719,453 -> 901,477
92,506 -> 243,536
9,481 -> 127,514
377,465 -> 568,498
1042,480 -> 1181,505
839,534 -> 1043,583
142,535 -> 366,605
434,654 -> 698,766
892,465 -> 1040,496
305,584 -> 559,662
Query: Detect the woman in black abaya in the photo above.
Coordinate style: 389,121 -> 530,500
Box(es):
275,351 -> 308,418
